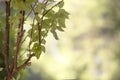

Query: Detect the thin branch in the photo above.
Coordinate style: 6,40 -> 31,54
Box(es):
17,53 -> 35,71
43,0 -> 63,17
30,25 -> 35,50
25,3 -> 37,20
12,0 -> 26,74
20,35 -> 28,46
12,53 -> 35,75
13,30 -> 25,71
12,10 -> 26,74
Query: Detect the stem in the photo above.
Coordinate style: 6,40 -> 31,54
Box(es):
12,53 -> 35,75
17,53 -> 35,71
4,1 -> 11,80
12,10 -> 25,75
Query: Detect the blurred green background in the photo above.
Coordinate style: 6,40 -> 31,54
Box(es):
23,0 -> 120,80
1,0 -> 120,80
26,0 -> 120,80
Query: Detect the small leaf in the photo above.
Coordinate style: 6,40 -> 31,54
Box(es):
57,9 -> 69,19
41,39 -> 46,44
0,67 -> 3,72
35,15 -> 41,22
41,31 -> 46,37
58,18 -> 65,28
41,45 -> 45,53
36,51 -> 42,59
11,0 -> 27,10
35,3 -> 46,13
42,19 -> 51,28
58,1 -> 64,8
32,43 -> 42,59
45,10 -> 55,18
52,31 -> 59,40
12,77 -> 16,80
57,26 -> 64,31
16,73 -> 20,80
32,34 -> 38,42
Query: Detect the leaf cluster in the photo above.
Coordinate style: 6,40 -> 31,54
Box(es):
0,0 -> 69,79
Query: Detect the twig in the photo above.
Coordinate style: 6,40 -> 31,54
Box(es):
13,30 -> 25,72
17,53 -> 35,71
12,10 -> 26,74
25,2 -> 37,20
43,0 -> 63,17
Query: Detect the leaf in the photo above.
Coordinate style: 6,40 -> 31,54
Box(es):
41,45 -> 45,53
58,18 -> 65,28
12,77 -> 15,80
11,0 -> 27,10
0,67 -> 3,72
9,14 -> 22,28
57,26 -> 64,31
35,3 -> 46,13
52,31 -> 59,40
45,10 -> 55,18
16,73 -> 20,80
41,31 -> 46,37
57,9 -> 69,19
32,34 -> 38,42
35,15 -> 41,22
58,1 -> 64,8
27,29 -> 32,36
32,43 -> 42,59
36,50 -> 41,59
42,19 -> 51,28
41,39 -> 46,44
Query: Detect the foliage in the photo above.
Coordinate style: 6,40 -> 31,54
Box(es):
0,0 -> 69,79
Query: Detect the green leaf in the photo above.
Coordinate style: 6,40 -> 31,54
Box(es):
11,0 -> 27,10
35,15 -> 41,22
58,1 -> 64,8
12,77 -> 15,80
42,19 -> 51,28
41,45 -> 45,53
58,18 -> 65,28
32,43 -> 42,59
41,39 -> 46,44
52,31 -> 59,40
9,13 -> 22,28
27,29 -> 32,36
0,67 -> 3,72
57,9 -> 69,19
41,31 -> 47,37
16,73 -> 20,80
32,34 -> 38,42
45,10 -> 55,18
35,3 -> 46,13
35,50 -> 41,59
57,26 -> 64,31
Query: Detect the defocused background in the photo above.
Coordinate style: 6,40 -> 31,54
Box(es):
1,0 -> 120,80
24,0 -> 120,80
26,0 -> 120,80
